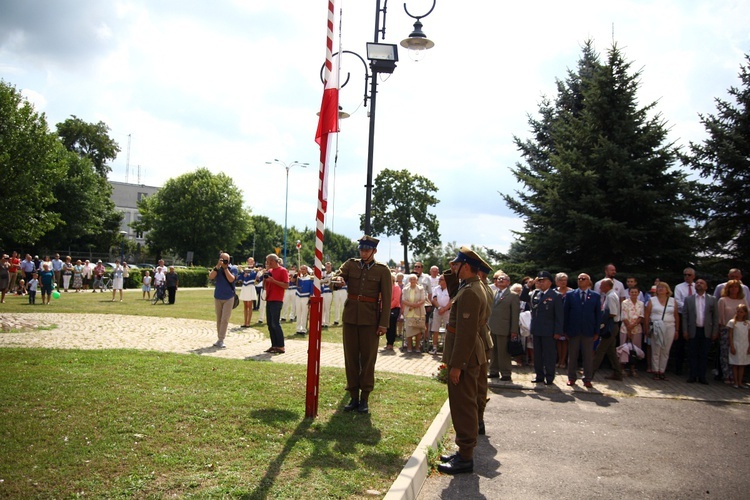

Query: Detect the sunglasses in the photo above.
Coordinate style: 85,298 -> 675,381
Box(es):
577,277 -> 588,281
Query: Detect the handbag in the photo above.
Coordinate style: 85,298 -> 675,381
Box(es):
405,315 -> 425,330
233,294 -> 240,309
508,337 -> 525,357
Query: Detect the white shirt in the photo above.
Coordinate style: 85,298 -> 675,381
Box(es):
432,286 -> 451,308
674,281 -> 696,313
594,277 -> 627,300
695,293 -> 705,328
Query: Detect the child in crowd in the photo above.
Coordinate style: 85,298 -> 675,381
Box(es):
40,263 -> 55,305
142,271 -> 152,299
17,279 -> 26,296
27,274 -> 38,305
728,303 -> 750,389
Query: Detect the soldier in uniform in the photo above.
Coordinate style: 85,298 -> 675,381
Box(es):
437,247 -> 489,475
475,256 -> 495,436
332,235 -> 392,414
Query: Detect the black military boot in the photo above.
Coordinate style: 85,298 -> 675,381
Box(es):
343,391 -> 359,412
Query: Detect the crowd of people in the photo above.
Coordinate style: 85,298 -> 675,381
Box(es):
0,253 -> 184,304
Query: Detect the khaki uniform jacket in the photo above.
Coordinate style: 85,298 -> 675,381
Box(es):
337,258 -> 392,329
478,279 -> 495,351
443,276 -> 489,370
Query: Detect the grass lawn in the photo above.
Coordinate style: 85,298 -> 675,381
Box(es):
0,348 -> 447,498
1,288 -> 350,344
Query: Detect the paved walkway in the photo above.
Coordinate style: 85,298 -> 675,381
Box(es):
2,312 -> 748,403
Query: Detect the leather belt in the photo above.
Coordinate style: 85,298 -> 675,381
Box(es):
446,324 -> 456,334
348,294 -> 378,303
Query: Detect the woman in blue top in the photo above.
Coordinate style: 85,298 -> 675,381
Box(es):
39,263 -> 55,305
239,257 -> 259,327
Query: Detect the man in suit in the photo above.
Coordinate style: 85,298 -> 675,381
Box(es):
438,247 -> 489,475
682,278 -> 720,384
564,273 -> 601,388
530,271 -> 564,385
333,235 -> 392,414
488,271 -> 520,382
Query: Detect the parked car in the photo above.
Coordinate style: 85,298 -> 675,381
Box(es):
137,263 -> 155,270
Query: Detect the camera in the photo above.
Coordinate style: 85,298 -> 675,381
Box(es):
264,271 -> 272,279
222,259 -> 229,265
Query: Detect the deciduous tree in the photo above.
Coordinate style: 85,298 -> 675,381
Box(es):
56,116 -> 121,177
366,168 -> 440,272
0,80 -> 66,246
133,168 -> 251,265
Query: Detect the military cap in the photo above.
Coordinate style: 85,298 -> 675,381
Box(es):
451,246 -> 483,268
476,254 -> 492,275
536,270 -> 554,281
358,235 -> 380,249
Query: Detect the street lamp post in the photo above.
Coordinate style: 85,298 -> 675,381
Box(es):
266,159 -> 309,263
362,0 -> 436,234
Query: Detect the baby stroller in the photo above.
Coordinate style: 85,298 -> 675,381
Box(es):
151,282 -> 166,305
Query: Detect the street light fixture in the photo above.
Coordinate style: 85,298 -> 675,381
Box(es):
265,159 -> 309,263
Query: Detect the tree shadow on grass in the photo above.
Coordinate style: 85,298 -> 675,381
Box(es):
243,396 -> 405,498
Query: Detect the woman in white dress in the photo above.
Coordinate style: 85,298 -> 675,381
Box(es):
401,274 -> 426,353
727,303 -> 750,389
644,282 -> 679,380
111,260 -> 124,302
239,258 -> 259,327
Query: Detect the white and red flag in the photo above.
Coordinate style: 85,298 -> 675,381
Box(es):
307,0 -> 340,419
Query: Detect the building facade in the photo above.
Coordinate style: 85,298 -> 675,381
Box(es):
110,181 -> 159,245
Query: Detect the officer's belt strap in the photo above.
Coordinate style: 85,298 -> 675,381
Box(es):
446,324 -> 456,334
348,294 -> 378,303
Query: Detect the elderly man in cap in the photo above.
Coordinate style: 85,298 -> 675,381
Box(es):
332,235 -> 392,414
438,247 -> 489,475
530,271 -> 564,385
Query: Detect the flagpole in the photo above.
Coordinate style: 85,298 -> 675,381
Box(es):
307,0 -> 339,419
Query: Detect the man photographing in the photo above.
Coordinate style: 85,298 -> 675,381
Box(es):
209,253 -> 238,348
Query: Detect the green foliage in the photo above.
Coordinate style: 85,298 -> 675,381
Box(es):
0,80 -> 67,246
366,168 -> 441,271
56,115 -> 121,177
502,42 -> 695,277
36,148 -> 123,251
133,168 -> 252,265
685,53 -> 750,268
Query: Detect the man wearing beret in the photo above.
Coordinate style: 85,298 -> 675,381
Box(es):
530,271 -> 564,385
438,247 -> 489,475
332,235 -> 392,414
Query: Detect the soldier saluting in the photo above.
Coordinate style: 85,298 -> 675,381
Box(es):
332,235 -> 392,414
438,246 -> 489,475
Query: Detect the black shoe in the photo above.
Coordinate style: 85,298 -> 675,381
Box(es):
699,379 -> 709,385
437,455 -> 474,475
488,372 -> 500,379
343,399 -> 359,412
357,400 -> 369,414
478,421 -> 485,435
439,452 -> 459,463
686,378 -> 696,383
530,378 -> 544,384
500,375 -> 512,382
544,380 -> 555,385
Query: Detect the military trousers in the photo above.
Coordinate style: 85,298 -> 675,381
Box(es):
447,361 -> 480,460
342,323 -> 380,394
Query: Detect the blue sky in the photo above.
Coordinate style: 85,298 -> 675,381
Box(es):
1,0 -> 748,261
